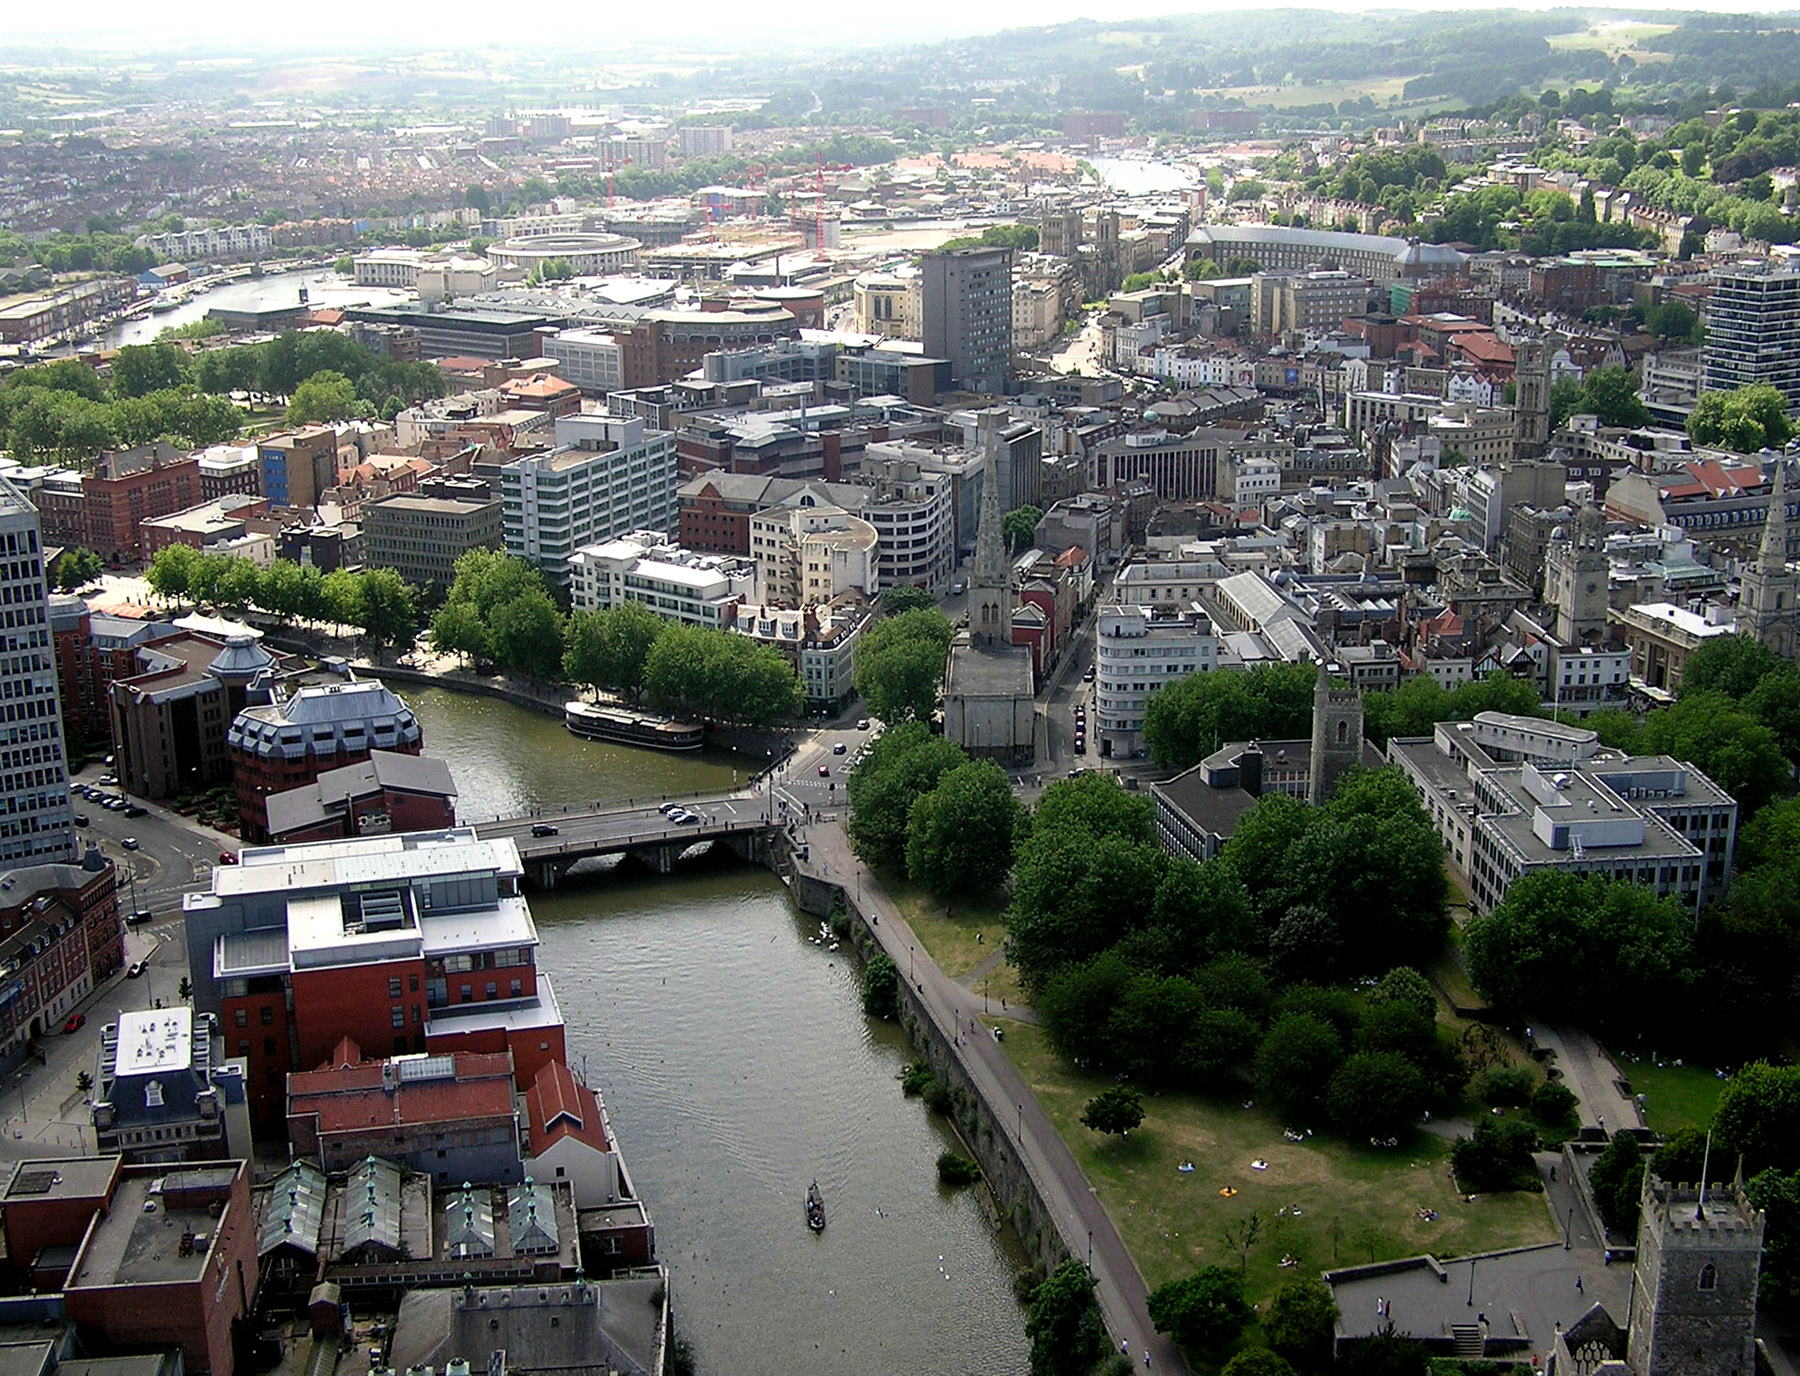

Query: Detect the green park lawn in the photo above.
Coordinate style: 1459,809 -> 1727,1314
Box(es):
879,873 -> 1028,1006
1001,1021 -> 1557,1301
1614,1053 -> 1727,1134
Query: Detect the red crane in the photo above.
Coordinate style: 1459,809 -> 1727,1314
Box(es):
814,155 -> 826,251
606,155 -> 633,210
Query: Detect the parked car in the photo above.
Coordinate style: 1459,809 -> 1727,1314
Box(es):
98,774 -> 118,786
123,804 -> 146,818
832,742 -> 847,755
530,823 -> 559,837
73,813 -> 90,827
121,837 -> 139,850
857,719 -> 870,730
127,961 -> 147,979
63,1014 -> 85,1034
126,910 -> 154,927
218,851 -> 238,865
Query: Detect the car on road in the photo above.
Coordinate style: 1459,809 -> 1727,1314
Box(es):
832,742 -> 847,755
62,1014 -> 85,1034
857,719 -> 870,730
817,764 -> 830,776
219,851 -> 238,864
674,811 -> 701,824
658,802 -> 683,816
74,813 -> 90,827
98,774 -> 118,786
123,804 -> 146,818
127,961 -> 147,979
530,823 -> 559,837
121,837 -> 139,850
126,910 -> 154,927
1083,667 -> 1095,682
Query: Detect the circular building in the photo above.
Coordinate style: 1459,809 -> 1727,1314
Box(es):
487,231 -> 642,277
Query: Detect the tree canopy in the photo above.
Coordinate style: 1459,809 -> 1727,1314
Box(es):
905,759 -> 1024,896
1142,662 -> 1317,769
1688,383 -> 1796,452
852,608 -> 954,725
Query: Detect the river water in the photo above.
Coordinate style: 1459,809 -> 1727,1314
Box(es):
404,686 -> 1032,1376
101,267 -> 412,348
1089,156 -> 1196,196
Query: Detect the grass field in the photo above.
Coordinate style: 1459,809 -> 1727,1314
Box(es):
1546,22 -> 1676,55
1198,76 -> 1418,111
1613,1053 -> 1727,1134
878,872 -> 1029,1006
1002,1021 -> 1557,1300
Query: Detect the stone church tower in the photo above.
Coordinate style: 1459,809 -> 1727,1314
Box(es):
1547,501 -> 1610,646
1625,1173 -> 1764,1376
1513,337 -> 1551,462
1307,663 -> 1364,807
967,426 -> 1012,650
1739,460 -> 1798,659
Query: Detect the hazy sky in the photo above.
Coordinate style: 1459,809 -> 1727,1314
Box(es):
8,0 -> 1782,50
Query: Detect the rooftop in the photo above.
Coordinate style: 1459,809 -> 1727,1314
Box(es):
66,1167 -> 242,1290
112,1009 -> 192,1077
2,1157 -> 119,1204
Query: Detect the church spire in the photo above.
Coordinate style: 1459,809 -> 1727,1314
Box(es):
1761,459 -> 1791,574
972,432 -> 1007,592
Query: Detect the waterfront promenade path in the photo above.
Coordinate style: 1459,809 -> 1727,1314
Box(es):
802,819 -> 1186,1374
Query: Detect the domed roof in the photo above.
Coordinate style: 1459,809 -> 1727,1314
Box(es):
207,633 -> 276,681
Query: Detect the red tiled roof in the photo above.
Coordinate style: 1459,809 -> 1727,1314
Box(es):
525,1059 -> 609,1153
288,1050 -> 517,1134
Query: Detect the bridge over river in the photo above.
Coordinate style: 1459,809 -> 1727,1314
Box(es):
474,788 -> 788,887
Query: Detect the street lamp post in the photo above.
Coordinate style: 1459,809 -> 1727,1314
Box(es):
1087,1229 -> 1093,1271
1566,1207 -> 1575,1251
1467,1256 -> 1477,1307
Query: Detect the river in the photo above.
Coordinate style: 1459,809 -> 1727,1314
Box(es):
101,267 -> 412,349
404,686 -> 1032,1376
1089,156 -> 1197,197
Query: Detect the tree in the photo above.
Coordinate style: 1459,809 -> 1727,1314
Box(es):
1638,691 -> 1791,817
1268,904 -> 1344,984
1451,1117 -> 1540,1192
1574,365 -> 1652,428
1147,1266 -> 1253,1352
143,543 -> 197,602
1747,1168 -> 1800,1303
1465,872 -> 1693,1021
1689,383 -> 1797,452
853,608 -> 954,725
1143,663 -> 1316,769
1683,633 -> 1788,700
643,623 -> 802,726
1033,772 -> 1153,848
1716,1062 -> 1800,1175
1327,1052 -> 1428,1137
286,370 -> 361,425
177,976 -> 192,1002
1255,1013 -> 1345,1122
1081,1084 -> 1145,1136
489,589 -> 565,680
879,586 -> 937,617
861,952 -> 899,1019
1025,1260 -> 1109,1376
1039,951 -> 1136,1068
110,341 -> 190,398
75,1070 -> 94,1095
564,602 -> 665,698
848,724 -> 968,869
1367,966 -> 1436,1022
1007,829 -> 1162,990
52,548 -> 103,591
1263,1277 -> 1339,1371
465,183 -> 492,214
1589,1133 -> 1645,1236
906,760 -> 1023,896
1002,504 -> 1043,553
1337,1324 -> 1429,1376
1223,1353 -> 1296,1376
356,568 -> 417,649
430,600 -> 490,665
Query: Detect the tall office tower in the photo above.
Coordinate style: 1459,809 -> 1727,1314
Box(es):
1703,260 -> 1800,410
922,245 -> 1014,396
0,475 -> 77,866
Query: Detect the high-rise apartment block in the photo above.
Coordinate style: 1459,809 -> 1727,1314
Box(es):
1704,260 -> 1800,410
501,413 -> 677,589
922,246 -> 1014,395
0,475 -> 77,867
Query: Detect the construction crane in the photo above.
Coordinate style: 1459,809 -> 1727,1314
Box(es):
606,155 -> 633,210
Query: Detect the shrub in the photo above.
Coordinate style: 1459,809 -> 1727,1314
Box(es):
901,1060 -> 934,1096
1531,1080 -> 1578,1130
937,1151 -> 981,1186
1451,1118 -> 1541,1192
1478,1064 -> 1537,1108
922,1077 -> 954,1117
861,952 -> 899,1020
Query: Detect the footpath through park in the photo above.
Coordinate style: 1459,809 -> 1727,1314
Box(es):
803,818 -> 1186,1374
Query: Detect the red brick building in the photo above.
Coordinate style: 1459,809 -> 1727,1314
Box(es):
0,852 -> 123,1054
263,751 -> 457,844
83,445 -> 202,564
63,1161 -> 259,1376
193,828 -> 565,1124
0,1156 -> 121,1291
225,670 -> 424,842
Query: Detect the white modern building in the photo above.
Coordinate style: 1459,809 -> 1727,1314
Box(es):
543,328 -> 626,396
748,504 -> 879,606
860,468 -> 956,594
502,413 -> 677,589
0,475 -> 76,866
1095,603 -> 1221,758
567,532 -> 753,626
1389,716 -> 1738,917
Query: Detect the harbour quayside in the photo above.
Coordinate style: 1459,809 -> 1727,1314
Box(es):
564,700 -> 705,752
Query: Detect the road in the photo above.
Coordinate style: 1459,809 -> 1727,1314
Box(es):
798,818 -> 1186,1373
